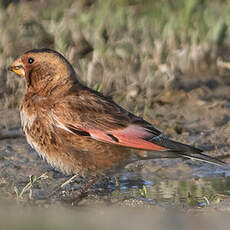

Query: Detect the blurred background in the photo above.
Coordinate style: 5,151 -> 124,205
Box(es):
0,0 -> 230,223
1,0 -> 230,108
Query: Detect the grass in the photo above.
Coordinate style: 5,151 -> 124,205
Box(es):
14,172 -> 48,201
0,0 -> 230,109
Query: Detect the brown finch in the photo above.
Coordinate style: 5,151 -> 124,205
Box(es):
9,48 -> 224,180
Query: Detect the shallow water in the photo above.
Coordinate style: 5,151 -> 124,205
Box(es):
27,165 -> 230,209
98,162 -> 230,208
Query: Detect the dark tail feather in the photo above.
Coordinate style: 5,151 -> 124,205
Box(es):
137,150 -> 225,167
148,137 -> 226,167
169,150 -> 226,167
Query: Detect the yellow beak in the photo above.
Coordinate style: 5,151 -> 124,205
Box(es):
8,58 -> 25,77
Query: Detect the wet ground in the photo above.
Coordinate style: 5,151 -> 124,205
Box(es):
0,72 -> 230,212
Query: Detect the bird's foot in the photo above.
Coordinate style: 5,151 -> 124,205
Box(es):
61,177 -> 100,205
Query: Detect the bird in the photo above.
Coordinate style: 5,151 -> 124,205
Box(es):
9,48 -> 225,185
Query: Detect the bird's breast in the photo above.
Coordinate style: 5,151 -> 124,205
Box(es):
20,104 -> 42,153
20,106 -> 36,132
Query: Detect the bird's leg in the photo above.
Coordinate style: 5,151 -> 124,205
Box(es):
70,176 -> 100,205
80,176 -> 100,193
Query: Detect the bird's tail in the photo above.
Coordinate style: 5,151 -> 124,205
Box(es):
168,150 -> 226,167
138,138 -> 226,167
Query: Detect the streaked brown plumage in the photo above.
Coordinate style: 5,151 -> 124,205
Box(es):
9,48 -> 224,179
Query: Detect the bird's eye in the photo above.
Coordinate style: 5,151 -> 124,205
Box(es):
28,57 -> 34,64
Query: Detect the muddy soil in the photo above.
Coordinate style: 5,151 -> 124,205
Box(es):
0,71 -> 230,211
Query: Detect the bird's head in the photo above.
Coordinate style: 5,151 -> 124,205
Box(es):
9,48 -> 77,96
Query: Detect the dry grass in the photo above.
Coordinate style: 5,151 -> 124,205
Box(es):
0,0 -> 230,109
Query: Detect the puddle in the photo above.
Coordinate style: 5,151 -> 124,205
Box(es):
96,163 -> 230,208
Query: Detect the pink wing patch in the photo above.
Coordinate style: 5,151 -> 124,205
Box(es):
89,125 -> 167,151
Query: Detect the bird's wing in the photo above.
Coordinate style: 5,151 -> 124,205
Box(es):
51,86 -> 167,151
51,86 -> 226,167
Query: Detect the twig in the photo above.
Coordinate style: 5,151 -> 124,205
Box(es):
0,129 -> 23,140
47,175 -> 78,198
16,173 -> 48,200
61,175 -> 77,188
